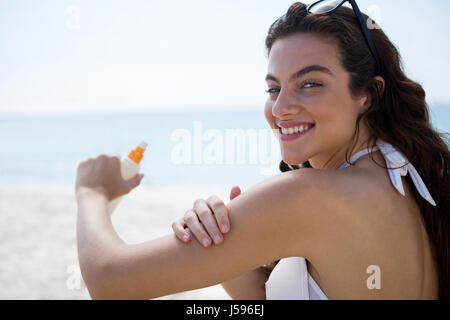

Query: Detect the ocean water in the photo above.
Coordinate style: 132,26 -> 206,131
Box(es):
0,109 -> 282,191
0,105 -> 449,190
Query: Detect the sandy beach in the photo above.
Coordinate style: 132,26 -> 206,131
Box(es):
0,184 -> 233,299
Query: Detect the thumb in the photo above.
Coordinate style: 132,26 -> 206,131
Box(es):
229,185 -> 241,200
126,173 -> 144,191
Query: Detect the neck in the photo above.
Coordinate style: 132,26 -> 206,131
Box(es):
309,134 -> 374,170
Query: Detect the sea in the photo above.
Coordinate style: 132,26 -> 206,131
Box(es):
1,105 -> 449,191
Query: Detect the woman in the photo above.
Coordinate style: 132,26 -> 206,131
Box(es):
75,1 -> 449,299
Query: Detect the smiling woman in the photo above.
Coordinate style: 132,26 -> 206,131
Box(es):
75,1 -> 449,300
263,1 -> 449,299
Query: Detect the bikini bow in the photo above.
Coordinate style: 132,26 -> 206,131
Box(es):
376,139 -> 437,206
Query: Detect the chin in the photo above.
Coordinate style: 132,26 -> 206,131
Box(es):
282,156 -> 306,166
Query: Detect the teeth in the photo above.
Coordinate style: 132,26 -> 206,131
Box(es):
281,125 -> 313,135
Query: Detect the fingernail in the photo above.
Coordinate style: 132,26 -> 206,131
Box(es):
182,234 -> 189,242
202,237 -> 211,247
213,234 -> 222,244
221,224 -> 229,233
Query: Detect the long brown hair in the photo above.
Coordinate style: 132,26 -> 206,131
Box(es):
264,2 -> 450,299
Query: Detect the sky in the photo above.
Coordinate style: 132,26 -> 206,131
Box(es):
1,0 -> 449,116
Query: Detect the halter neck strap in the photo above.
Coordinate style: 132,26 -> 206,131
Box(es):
338,139 -> 436,206
338,145 -> 380,170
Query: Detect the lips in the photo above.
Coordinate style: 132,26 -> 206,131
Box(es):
277,121 -> 315,129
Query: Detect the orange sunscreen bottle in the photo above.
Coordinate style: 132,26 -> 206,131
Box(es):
108,141 -> 148,214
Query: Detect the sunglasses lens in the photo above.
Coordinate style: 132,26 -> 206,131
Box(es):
308,0 -> 343,13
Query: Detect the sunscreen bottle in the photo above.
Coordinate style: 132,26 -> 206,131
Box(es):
108,141 -> 148,214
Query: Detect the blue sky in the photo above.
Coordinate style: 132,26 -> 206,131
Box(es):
1,0 -> 449,115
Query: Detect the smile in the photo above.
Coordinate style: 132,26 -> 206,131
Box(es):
279,124 -> 315,141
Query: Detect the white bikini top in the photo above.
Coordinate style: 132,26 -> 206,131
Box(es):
265,138 -> 437,300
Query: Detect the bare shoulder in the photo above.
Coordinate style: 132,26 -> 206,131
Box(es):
299,166 -> 389,211
291,166 -> 389,244
298,165 -> 399,240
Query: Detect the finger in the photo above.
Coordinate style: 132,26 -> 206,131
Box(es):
194,199 -> 223,245
109,156 -> 122,170
93,155 -> 108,174
229,185 -> 241,200
184,209 -> 213,247
96,154 -> 108,161
125,173 -> 144,192
206,195 -> 230,234
171,219 -> 191,243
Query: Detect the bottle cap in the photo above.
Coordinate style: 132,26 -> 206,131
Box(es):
138,141 -> 148,150
128,141 -> 148,164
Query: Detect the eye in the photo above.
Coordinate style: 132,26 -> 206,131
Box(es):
302,81 -> 322,89
265,81 -> 322,96
265,88 -> 279,94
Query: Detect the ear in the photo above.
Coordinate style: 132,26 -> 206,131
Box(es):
374,76 -> 385,95
360,76 -> 385,111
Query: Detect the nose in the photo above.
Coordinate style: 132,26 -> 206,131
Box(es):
271,89 -> 301,119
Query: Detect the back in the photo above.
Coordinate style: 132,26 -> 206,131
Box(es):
300,154 -> 439,299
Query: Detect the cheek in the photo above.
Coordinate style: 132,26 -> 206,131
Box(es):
322,117 -> 357,143
312,105 -> 356,138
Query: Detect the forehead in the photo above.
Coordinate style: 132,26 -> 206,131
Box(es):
268,33 -> 340,73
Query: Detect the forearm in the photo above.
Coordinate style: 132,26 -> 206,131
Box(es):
221,266 -> 269,300
76,190 -> 126,293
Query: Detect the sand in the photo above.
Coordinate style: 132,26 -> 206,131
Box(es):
0,184 -> 233,299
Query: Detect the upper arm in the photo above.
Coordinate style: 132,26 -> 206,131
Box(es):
221,266 -> 270,300
91,168 -> 329,299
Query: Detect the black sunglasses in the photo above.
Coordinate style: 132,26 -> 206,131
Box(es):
307,0 -> 382,76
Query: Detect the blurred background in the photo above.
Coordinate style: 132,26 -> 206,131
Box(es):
0,0 -> 449,299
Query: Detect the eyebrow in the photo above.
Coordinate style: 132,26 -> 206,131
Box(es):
265,64 -> 333,83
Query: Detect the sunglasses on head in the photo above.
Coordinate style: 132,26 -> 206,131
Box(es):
307,0 -> 382,76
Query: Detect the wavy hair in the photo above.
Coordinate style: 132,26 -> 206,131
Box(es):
263,2 -> 450,299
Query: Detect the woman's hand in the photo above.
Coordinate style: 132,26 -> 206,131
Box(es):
172,186 -> 241,247
75,154 -> 144,201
